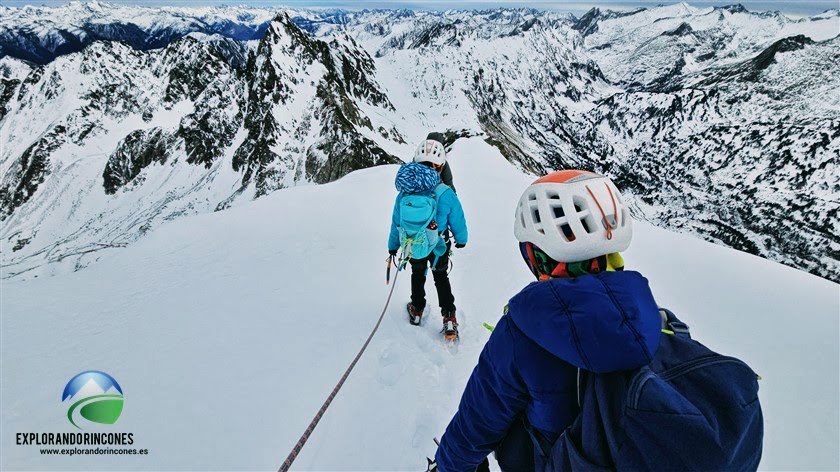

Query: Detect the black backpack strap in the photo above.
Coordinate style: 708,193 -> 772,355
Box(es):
659,308 -> 691,339
520,416 -> 551,460
576,368 -> 584,408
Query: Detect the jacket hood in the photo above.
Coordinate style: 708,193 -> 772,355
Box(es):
395,162 -> 440,194
507,271 -> 661,373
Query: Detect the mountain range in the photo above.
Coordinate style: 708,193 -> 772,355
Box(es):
1,1 -> 838,281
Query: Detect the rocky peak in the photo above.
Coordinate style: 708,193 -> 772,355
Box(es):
160,34 -> 244,104
573,6 -> 645,37
573,8 -> 603,36
700,34 -> 817,84
263,12 -> 328,64
662,22 -> 693,36
752,35 -> 815,71
720,4 -> 749,14
231,14 -> 399,196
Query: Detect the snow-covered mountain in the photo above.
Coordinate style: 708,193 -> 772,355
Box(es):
1,12 -> 400,278
0,0 -> 275,65
1,2 -> 838,282
587,32 -> 839,282
2,138 -> 837,470
581,3 -> 840,87
332,5 -> 840,281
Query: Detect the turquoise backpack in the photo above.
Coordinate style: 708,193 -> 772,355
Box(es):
398,184 -> 450,260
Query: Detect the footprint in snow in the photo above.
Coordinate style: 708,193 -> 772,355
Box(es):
377,341 -> 405,387
411,404 -> 437,449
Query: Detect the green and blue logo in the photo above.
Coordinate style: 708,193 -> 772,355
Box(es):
62,371 -> 124,429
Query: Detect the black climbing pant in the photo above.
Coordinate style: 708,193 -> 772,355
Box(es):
409,244 -> 454,316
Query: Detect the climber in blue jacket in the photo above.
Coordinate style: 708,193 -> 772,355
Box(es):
434,170 -> 661,471
388,138 -> 467,339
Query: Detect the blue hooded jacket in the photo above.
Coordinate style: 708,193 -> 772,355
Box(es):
388,186 -> 468,255
436,271 -> 661,471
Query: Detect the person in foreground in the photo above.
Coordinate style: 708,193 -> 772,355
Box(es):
435,169 -> 661,470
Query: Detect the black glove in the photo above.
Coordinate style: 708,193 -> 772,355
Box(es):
389,249 -> 398,256
455,243 -> 466,249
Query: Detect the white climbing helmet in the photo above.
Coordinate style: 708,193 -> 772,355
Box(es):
514,170 -> 632,262
413,139 -> 446,166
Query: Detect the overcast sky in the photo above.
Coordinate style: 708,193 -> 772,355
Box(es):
0,0 -> 837,17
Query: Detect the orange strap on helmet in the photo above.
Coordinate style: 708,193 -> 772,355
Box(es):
585,183 -> 618,241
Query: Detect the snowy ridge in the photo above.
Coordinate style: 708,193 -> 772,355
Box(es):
1,138 -> 837,470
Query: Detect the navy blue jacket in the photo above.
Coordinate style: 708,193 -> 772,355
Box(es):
436,271 -> 661,471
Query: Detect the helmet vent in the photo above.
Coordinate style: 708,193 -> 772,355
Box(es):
573,196 -> 587,214
552,205 -> 565,219
560,224 -> 576,242
533,208 -> 541,224
580,209 -> 598,234
547,191 -> 561,200
528,193 -> 537,201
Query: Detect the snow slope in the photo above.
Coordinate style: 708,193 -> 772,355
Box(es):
1,137 -> 838,470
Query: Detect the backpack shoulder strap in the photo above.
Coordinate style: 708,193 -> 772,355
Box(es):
659,308 -> 691,338
434,183 -> 452,199
577,368 -> 585,408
